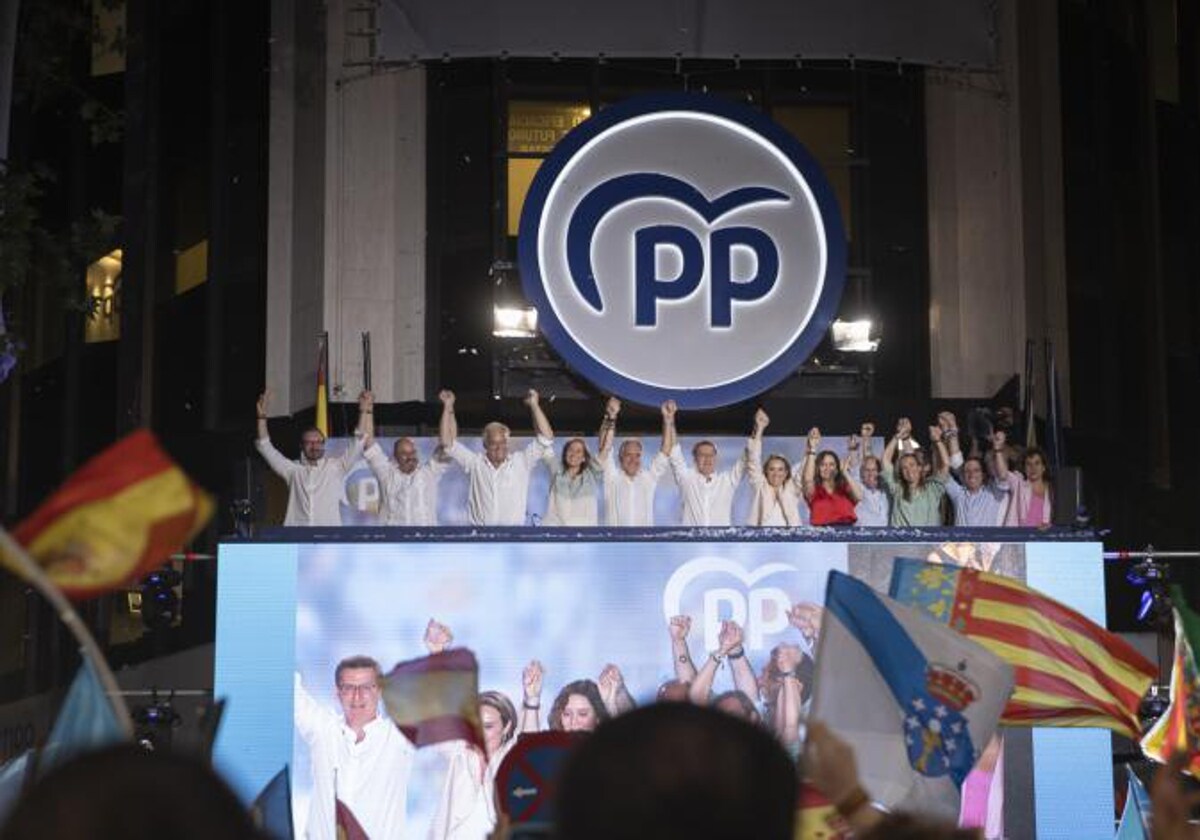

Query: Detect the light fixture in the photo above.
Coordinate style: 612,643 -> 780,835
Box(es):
830,318 -> 879,352
493,304 -> 538,338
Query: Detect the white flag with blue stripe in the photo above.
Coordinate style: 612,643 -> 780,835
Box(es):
809,572 -> 1015,818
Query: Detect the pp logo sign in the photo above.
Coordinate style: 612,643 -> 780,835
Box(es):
519,93 -> 846,409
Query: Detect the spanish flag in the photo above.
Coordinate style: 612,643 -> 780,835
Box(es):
316,331 -> 330,438
5,430 -> 213,599
890,559 -> 1156,740
1140,586 -> 1200,777
381,648 -> 483,752
795,782 -> 851,840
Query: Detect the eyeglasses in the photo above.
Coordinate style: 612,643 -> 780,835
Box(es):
337,683 -> 378,697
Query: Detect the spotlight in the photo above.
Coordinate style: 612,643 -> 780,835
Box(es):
830,318 -> 880,352
493,305 -> 538,338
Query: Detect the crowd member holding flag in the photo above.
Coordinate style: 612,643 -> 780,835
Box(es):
254,389 -> 371,526
294,654 -> 414,840
440,388 -> 555,526
596,397 -> 672,527
1140,585 -> 1200,778
665,400 -> 747,526
745,408 -> 804,526
359,390 -> 450,526
808,570 -> 1015,819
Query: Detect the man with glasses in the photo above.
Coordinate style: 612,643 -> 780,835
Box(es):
294,655 -> 413,839
440,388 -> 555,526
254,390 -> 372,526
358,390 -> 450,526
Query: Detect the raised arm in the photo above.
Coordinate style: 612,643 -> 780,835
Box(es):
939,411 -> 963,471
990,430 -> 1011,483
668,615 -> 698,683
771,644 -> 805,748
883,418 -> 909,470
928,424 -> 950,479
728,645 -> 760,704
438,389 -> 457,449
598,397 -> 620,461
800,427 -> 820,500
859,422 -> 876,459
747,409 -> 768,486
597,664 -> 636,717
520,660 -> 544,733
423,618 -> 453,655
660,399 -> 677,456
688,620 -> 743,705
359,390 -> 375,442
525,389 -> 553,441
256,390 -> 271,441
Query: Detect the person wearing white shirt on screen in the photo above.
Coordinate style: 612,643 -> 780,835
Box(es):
358,391 -> 448,526
596,397 -> 671,526
254,390 -> 368,526
294,656 -> 414,840
664,400 -> 747,527
745,408 -> 803,527
440,388 -> 555,526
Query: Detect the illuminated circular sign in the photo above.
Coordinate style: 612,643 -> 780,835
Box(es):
518,92 -> 846,409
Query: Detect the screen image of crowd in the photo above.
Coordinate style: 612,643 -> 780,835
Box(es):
279,540 -> 1056,839
254,390 -> 1055,531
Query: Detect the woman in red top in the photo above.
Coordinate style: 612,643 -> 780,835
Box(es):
800,427 -> 863,526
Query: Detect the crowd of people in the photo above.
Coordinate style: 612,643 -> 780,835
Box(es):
290,606 -> 825,839
255,391 -> 1056,530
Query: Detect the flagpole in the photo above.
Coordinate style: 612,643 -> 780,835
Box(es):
0,527 -> 134,737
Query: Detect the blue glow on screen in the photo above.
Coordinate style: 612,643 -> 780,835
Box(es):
213,536 -> 1109,838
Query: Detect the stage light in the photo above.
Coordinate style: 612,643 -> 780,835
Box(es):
140,565 -> 182,630
830,318 -> 879,352
493,305 -> 538,338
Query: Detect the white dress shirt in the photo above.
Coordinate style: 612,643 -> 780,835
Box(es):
363,443 -> 448,526
255,437 -> 363,526
446,437 -> 552,526
428,740 -> 513,840
855,485 -> 890,527
294,676 -> 414,840
667,444 -> 746,527
602,448 -> 670,526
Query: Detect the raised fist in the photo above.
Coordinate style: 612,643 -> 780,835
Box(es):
438,389 -> 455,406
668,615 -> 692,641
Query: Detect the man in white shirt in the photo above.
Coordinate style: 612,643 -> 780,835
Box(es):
294,656 -> 414,840
254,390 -> 369,526
358,391 -> 448,526
596,397 -> 671,526
440,388 -> 554,526
663,400 -> 746,526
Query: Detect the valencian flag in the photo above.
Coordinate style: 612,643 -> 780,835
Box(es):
316,331 -> 330,438
809,572 -> 1014,818
1140,585 -> 1200,777
380,648 -> 483,752
890,559 -> 1156,740
335,798 -> 368,840
6,429 -> 213,599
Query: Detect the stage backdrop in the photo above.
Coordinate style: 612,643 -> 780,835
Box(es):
214,533 -> 1111,839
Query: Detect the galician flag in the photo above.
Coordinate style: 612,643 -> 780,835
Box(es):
809,572 -> 1015,819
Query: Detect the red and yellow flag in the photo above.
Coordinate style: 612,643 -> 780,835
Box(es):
316,332 -> 329,438
795,782 -> 851,840
891,559 -> 1156,740
6,429 -> 213,599
1140,586 -> 1200,777
381,648 -> 483,752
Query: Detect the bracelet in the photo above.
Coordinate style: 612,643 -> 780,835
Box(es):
834,785 -> 872,818
727,646 -> 745,660
522,701 -> 540,710
677,654 -> 691,664
257,415 -> 267,420
709,651 -> 726,664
